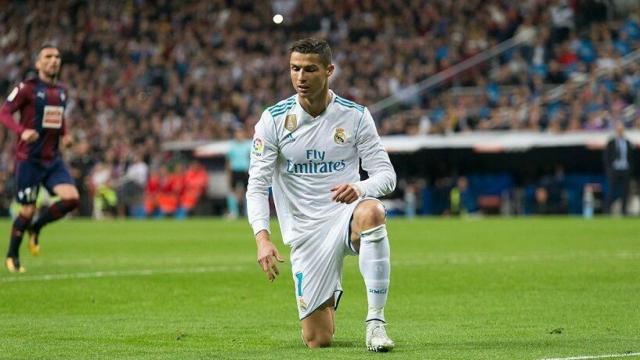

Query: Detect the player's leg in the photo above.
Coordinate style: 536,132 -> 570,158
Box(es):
6,161 -> 41,272
301,297 -> 336,348
350,199 -> 394,352
621,171 -> 630,215
294,226 -> 348,348
6,204 -> 36,273
605,174 -> 616,214
32,184 -> 79,232
30,160 -> 79,254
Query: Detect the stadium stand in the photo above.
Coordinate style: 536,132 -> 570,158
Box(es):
1,0 -> 639,217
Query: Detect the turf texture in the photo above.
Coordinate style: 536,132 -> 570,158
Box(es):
0,218 -> 638,359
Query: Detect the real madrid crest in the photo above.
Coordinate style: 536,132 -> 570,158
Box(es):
334,127 -> 347,144
285,114 -> 298,132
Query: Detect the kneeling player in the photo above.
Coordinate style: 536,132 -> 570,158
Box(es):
247,38 -> 396,351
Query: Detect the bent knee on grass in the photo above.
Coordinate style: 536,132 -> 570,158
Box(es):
303,331 -> 333,348
301,299 -> 335,348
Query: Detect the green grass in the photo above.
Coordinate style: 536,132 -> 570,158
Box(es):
0,217 -> 639,359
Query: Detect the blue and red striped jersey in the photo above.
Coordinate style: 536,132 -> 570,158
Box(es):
0,78 -> 68,162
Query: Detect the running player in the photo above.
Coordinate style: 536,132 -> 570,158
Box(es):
0,44 -> 79,273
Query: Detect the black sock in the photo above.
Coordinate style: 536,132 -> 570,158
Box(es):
7,214 -> 30,258
33,199 -> 79,233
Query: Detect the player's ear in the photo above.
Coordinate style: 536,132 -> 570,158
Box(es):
326,63 -> 335,77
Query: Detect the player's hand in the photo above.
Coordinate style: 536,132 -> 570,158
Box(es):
256,231 -> 284,282
330,183 -> 362,204
61,134 -> 73,148
20,129 -> 39,143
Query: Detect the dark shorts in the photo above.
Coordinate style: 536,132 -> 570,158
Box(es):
231,170 -> 249,189
14,157 -> 75,204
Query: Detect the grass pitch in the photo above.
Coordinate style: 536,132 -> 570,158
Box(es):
0,217 -> 638,359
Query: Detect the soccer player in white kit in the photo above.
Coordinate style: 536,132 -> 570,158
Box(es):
247,38 -> 396,351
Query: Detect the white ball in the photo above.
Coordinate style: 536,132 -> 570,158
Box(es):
273,14 -> 284,24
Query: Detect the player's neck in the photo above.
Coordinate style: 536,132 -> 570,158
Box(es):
299,90 -> 332,118
39,72 -> 57,85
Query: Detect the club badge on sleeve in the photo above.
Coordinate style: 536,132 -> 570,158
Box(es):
7,87 -> 18,102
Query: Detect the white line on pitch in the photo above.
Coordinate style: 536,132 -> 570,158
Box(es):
539,352 -> 640,360
0,265 -> 246,283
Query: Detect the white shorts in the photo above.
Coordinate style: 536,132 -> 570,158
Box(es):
289,198 -> 377,320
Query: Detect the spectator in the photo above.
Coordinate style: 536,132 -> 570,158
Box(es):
179,160 -> 209,217
226,127 -> 251,218
450,176 -> 477,215
69,140 -> 96,217
90,160 -> 117,220
603,121 -> 634,215
155,164 -> 185,218
1,1 -> 640,219
144,167 -> 162,217
117,151 -> 149,218
534,164 -> 568,214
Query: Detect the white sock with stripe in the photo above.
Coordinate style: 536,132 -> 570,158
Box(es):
358,224 -> 390,322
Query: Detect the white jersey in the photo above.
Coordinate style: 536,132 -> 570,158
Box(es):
247,91 -> 396,247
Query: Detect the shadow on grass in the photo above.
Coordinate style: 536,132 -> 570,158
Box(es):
274,339 -> 360,350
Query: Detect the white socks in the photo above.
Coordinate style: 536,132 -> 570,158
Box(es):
359,224 -> 390,322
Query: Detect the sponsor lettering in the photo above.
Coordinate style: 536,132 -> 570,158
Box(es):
286,149 -> 346,174
42,105 -> 63,129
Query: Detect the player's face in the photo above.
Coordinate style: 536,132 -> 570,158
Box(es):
36,47 -> 62,78
290,52 -> 334,100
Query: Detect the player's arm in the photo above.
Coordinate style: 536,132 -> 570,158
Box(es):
352,108 -> 396,197
61,134 -> 73,148
0,83 -> 38,143
246,110 -> 283,281
255,229 -> 283,282
60,93 -> 73,148
61,116 -> 73,148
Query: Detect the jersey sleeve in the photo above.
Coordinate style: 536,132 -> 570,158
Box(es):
0,82 -> 29,135
246,110 -> 279,236
61,85 -> 70,136
353,108 -> 396,198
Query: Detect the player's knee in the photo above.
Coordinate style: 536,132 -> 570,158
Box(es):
56,184 -> 80,202
61,191 -> 80,203
354,200 -> 386,230
19,205 -> 37,219
304,330 -> 333,348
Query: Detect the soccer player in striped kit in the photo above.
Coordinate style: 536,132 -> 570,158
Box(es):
0,44 -> 79,273
247,38 -> 396,351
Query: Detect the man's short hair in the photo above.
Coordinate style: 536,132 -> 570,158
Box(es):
38,44 -> 59,56
289,38 -> 332,67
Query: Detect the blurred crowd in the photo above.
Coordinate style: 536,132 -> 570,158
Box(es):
380,2 -> 640,134
1,0 -> 639,217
